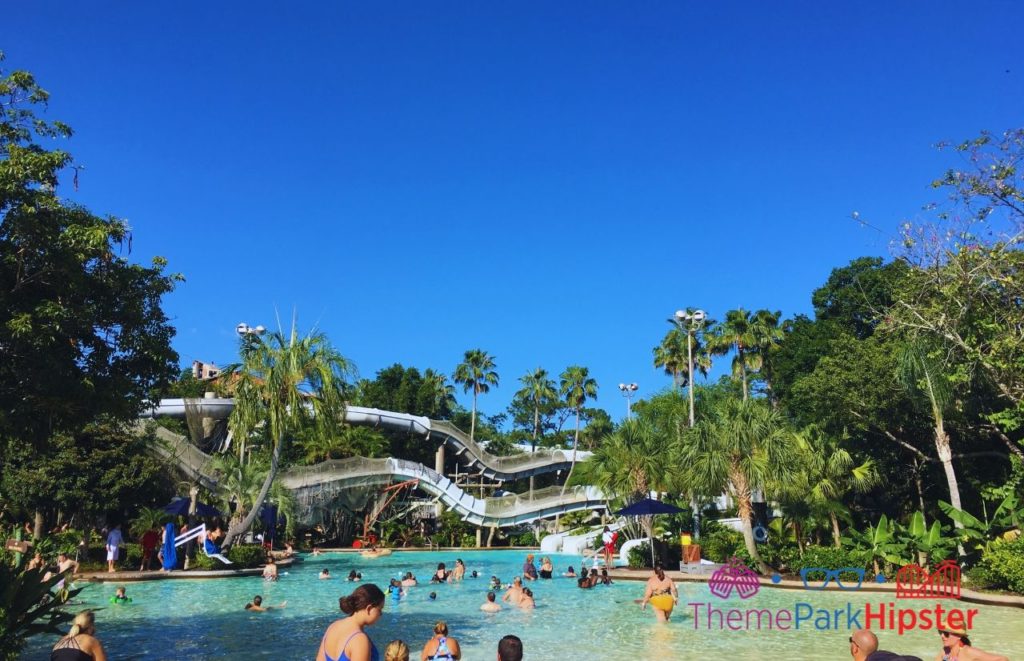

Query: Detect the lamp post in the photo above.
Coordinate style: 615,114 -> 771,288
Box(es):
672,309 -> 706,427
618,382 -> 639,420
234,322 -> 264,464
672,308 -> 706,540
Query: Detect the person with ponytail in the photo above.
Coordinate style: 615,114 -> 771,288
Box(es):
420,620 -> 461,660
316,583 -> 385,661
640,563 -> 678,622
51,610 -> 107,661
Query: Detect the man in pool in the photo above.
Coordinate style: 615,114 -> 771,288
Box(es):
245,595 -> 287,612
498,635 -> 523,661
847,629 -> 923,661
480,591 -> 502,612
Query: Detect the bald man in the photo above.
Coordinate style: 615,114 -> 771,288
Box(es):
849,629 -> 924,661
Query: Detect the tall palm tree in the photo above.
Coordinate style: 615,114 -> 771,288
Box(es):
898,343 -> 965,539
707,309 -> 757,400
559,365 -> 598,495
514,368 -> 558,451
679,396 -> 797,573
749,309 -> 787,398
653,328 -> 687,391
220,323 -> 353,548
573,418 -> 679,501
452,349 -> 499,442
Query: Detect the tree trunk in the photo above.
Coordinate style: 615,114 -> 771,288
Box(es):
731,470 -> 769,574
470,390 -> 477,443
739,347 -> 748,401
795,521 -> 805,557
913,457 -> 927,525
829,511 -> 842,548
222,437 -> 282,550
33,510 -> 44,541
559,409 -> 580,496
934,425 -> 966,556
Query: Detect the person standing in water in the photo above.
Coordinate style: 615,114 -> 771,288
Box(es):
640,564 -> 678,622
420,621 -> 461,661
316,584 -> 385,661
51,610 -> 107,661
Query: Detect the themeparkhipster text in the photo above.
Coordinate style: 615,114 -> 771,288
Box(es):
685,600 -> 978,634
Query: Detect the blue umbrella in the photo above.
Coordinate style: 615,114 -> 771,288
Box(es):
161,522 -> 177,571
163,498 -> 223,518
615,498 -> 686,567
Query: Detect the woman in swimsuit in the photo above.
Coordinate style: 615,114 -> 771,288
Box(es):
539,557 -> 553,579
51,610 -> 107,661
451,559 -> 465,581
384,640 -> 410,661
316,584 -> 386,661
640,564 -> 678,622
431,563 -> 449,583
935,627 -> 1009,661
420,620 -> 461,660
519,587 -> 535,610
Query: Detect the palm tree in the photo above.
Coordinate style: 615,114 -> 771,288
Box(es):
558,365 -> 598,495
898,343 -> 965,540
514,368 -> 558,451
220,323 -> 353,548
421,368 -> 456,418
574,418 -> 678,501
679,396 -> 797,573
707,309 -> 757,400
749,309 -> 787,399
452,349 -> 499,442
653,329 -> 687,391
781,426 -> 878,547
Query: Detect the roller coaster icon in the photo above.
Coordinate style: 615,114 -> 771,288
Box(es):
895,559 -> 961,599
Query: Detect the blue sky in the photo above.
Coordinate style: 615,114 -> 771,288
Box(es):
5,2 -> 1023,420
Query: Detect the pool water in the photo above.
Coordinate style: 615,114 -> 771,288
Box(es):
21,550 -> 1024,660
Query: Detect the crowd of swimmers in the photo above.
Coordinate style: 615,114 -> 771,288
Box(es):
47,551 -> 1012,661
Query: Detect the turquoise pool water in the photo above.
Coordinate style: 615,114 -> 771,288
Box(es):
22,550 -> 1024,660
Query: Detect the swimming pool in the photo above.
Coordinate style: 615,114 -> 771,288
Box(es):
21,550 -> 1024,660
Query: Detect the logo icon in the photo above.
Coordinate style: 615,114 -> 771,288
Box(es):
895,559 -> 961,599
799,567 -> 865,591
708,557 -> 760,599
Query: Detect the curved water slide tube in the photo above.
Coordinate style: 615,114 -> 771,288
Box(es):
145,399 -> 590,482
146,424 -> 606,527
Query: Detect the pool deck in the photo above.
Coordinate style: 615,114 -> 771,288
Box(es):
605,567 -> 1024,609
75,557 -> 298,582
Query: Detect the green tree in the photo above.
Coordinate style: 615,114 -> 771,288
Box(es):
452,349 -> 499,443
513,368 -> 558,451
707,309 -> 757,400
680,395 -> 797,573
0,56 -> 180,536
653,328 -> 687,391
220,323 -> 353,548
418,368 -> 456,419
558,365 -> 598,495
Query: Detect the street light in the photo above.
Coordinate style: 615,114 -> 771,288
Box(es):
672,308 -> 707,541
671,309 -> 706,427
236,322 -> 266,337
618,382 -> 639,420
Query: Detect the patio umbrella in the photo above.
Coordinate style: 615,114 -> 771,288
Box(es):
163,497 -> 223,518
616,498 -> 686,568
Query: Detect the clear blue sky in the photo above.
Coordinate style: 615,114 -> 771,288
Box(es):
5,2 -> 1022,420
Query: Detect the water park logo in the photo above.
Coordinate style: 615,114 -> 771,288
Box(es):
708,558 -> 760,599
688,558 -> 979,636
895,560 -> 961,599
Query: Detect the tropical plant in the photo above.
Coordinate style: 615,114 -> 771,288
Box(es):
653,328 -> 687,391
707,309 -> 757,400
679,395 -> 797,573
842,515 -> 902,575
940,494 -> 1024,556
220,322 -> 353,548
558,365 -> 598,495
452,349 -> 499,443
129,507 -> 169,539
898,511 -> 956,566
514,368 -> 558,451
780,426 -> 878,547
572,419 -> 676,502
0,565 -> 83,661
421,368 -> 456,418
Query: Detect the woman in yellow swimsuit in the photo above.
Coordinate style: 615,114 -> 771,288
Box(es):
640,564 -> 678,622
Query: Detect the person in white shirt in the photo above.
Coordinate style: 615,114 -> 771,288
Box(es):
106,525 -> 124,573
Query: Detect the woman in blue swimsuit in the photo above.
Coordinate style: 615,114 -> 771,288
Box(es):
316,584 -> 386,661
419,621 -> 461,661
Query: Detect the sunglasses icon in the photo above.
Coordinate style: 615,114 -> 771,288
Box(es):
800,567 -> 865,590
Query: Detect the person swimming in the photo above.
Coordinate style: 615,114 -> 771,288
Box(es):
388,579 -> 404,601
348,570 -> 363,582
109,586 -> 132,604
315,584 -> 384,661
320,569 -> 333,579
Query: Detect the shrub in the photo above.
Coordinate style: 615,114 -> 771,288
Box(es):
794,546 -> 871,583
227,544 -> 267,569
700,525 -> 744,563
969,536 -> 1024,594
628,543 -> 651,569
511,532 -> 537,546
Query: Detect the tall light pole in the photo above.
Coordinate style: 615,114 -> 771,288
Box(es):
672,309 -> 706,427
672,308 -> 706,540
234,322 -> 265,463
618,382 -> 639,420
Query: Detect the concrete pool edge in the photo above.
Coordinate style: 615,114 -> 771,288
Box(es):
605,567 -> 1024,609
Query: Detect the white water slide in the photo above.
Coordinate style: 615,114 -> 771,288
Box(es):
146,399 -> 590,482
143,399 -> 606,527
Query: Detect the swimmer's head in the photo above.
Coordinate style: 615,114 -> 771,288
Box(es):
429,592 -> 437,601
253,595 -> 263,606
487,591 -> 496,602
